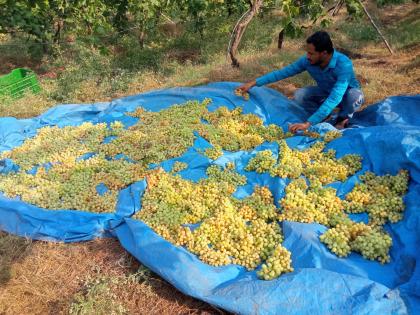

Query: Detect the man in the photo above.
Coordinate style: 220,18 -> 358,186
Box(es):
237,31 -> 364,132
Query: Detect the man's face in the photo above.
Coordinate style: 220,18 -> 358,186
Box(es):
306,43 -> 327,65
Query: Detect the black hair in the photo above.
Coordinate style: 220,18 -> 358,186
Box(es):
306,31 -> 333,54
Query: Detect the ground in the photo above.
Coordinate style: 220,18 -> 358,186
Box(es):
0,2 -> 419,314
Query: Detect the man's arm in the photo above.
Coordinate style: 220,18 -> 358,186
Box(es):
237,56 -> 307,93
255,56 -> 307,86
306,65 -> 352,125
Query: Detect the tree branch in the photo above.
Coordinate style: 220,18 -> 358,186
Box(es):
227,0 -> 263,67
357,0 -> 393,54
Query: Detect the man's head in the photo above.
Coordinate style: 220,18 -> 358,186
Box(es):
306,31 -> 333,65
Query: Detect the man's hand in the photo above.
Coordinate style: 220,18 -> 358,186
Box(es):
236,80 -> 256,94
289,122 -> 311,133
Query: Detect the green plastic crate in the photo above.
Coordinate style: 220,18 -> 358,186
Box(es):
0,68 -> 41,100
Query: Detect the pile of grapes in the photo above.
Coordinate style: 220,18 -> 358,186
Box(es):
135,167 -> 292,279
0,122 -> 147,212
318,170 -> 409,263
246,140 -> 362,184
198,106 -> 288,152
0,98 -> 410,278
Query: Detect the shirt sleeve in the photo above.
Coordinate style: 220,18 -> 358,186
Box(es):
255,56 -> 307,86
307,64 -> 352,125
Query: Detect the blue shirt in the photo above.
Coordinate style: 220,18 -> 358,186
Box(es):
255,50 -> 360,124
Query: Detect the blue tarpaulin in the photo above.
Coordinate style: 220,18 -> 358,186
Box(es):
0,82 -> 419,314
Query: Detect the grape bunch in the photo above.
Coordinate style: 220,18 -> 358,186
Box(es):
0,155 -> 146,212
303,153 -> 362,184
170,161 -> 188,173
324,130 -> 342,143
301,128 -> 341,142
344,170 -> 409,226
319,225 -> 352,257
236,186 -> 277,221
234,88 -> 250,100
351,227 -> 392,263
320,221 -> 392,263
135,168 -> 293,277
1,122 -> 113,171
303,130 -> 321,138
107,99 -> 210,165
245,150 -> 277,173
205,164 -> 247,188
204,146 -> 223,160
257,245 -> 293,280
245,140 -> 361,184
198,106 -> 286,152
278,178 -> 343,226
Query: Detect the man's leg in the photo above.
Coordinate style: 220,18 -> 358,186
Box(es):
335,88 -> 364,129
294,86 -> 329,115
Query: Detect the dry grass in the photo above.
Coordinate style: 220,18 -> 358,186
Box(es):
354,53 -> 420,105
0,232 -> 32,286
0,236 -> 226,315
1,43 -> 418,119
0,93 -> 55,119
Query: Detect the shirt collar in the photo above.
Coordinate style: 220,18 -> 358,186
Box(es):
322,49 -> 337,72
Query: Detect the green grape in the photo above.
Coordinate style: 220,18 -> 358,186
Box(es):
345,170 -> 409,226
245,150 -> 277,173
324,130 -> 342,143
303,130 -> 321,138
237,186 -> 277,221
198,106 -> 286,151
320,220 -> 393,263
257,245 -> 293,280
204,164 -> 247,190
0,155 -> 147,213
327,212 -> 353,228
112,99 -> 211,164
171,161 -> 188,173
226,162 -> 235,170
351,228 -> 392,264
134,169 -> 290,278
234,89 -> 250,100
319,225 -> 351,257
1,122 -> 110,170
245,140 -> 362,184
338,154 -> 362,175
279,178 -> 343,225
204,146 -> 223,160
258,124 -> 285,142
